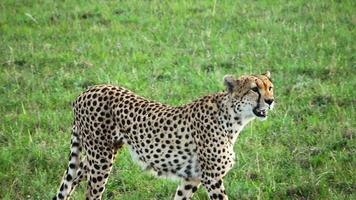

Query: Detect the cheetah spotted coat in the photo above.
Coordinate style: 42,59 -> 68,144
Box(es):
53,72 -> 274,200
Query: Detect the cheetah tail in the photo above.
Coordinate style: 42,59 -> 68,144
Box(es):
53,126 -> 81,200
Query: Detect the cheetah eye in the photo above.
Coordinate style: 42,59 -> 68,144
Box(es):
269,86 -> 273,91
251,87 -> 259,92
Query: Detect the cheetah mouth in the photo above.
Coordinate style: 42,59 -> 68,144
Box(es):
253,108 -> 268,118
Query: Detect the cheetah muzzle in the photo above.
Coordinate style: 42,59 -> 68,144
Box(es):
53,71 -> 275,200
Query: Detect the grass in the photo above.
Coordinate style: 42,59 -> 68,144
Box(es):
0,0 -> 355,199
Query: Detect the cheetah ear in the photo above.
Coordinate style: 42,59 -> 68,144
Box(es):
263,71 -> 271,79
224,75 -> 238,93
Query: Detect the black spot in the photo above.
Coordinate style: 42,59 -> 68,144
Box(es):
102,165 -> 108,170
212,193 -> 218,199
92,177 -> 97,183
70,152 -> 78,157
177,190 -> 183,196
184,184 -> 192,190
215,180 -> 222,188
94,164 -> 100,170
69,163 -> 75,169
66,174 -> 72,181
72,142 -> 80,147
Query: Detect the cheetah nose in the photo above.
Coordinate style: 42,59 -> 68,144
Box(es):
265,98 -> 274,105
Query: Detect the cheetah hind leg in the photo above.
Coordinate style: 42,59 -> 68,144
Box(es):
53,127 -> 82,200
85,141 -> 123,200
174,179 -> 201,200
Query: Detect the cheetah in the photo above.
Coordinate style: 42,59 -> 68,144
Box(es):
53,71 -> 274,200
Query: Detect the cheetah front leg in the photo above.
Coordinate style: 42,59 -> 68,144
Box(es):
202,178 -> 228,200
174,179 -> 200,200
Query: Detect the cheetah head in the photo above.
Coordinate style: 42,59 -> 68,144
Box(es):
224,71 -> 274,121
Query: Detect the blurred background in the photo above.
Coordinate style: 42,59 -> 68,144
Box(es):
0,0 -> 355,199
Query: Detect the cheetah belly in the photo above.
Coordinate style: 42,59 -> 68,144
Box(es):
126,144 -> 201,180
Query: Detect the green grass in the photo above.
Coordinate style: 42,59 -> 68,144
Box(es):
0,0 -> 355,199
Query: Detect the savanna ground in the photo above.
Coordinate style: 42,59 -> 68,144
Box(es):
0,0 -> 355,199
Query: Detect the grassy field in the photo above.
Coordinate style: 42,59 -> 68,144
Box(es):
0,0 -> 355,199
